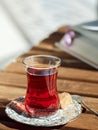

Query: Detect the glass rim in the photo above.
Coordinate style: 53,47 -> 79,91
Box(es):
22,55 -> 61,69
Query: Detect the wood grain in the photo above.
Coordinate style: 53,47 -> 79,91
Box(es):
4,63 -> 98,83
0,26 -> 98,130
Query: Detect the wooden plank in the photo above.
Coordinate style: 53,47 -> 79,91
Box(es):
17,49 -> 76,62
4,62 -> 25,74
5,59 -> 91,72
0,114 -> 97,130
57,79 -> 98,97
4,63 -> 98,83
58,67 -> 98,83
0,121 -> 50,130
0,72 -> 98,97
31,42 -> 61,52
16,48 -> 94,70
28,48 -> 94,69
65,113 -> 98,130
0,72 -> 26,88
0,85 -> 26,100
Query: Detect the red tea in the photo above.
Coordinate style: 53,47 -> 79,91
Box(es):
25,67 -> 60,117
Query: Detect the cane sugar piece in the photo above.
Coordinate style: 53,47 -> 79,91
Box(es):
59,92 -> 73,109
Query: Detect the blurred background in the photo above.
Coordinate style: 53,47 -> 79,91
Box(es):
0,0 -> 97,70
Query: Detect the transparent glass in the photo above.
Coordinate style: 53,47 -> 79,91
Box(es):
22,55 -> 61,117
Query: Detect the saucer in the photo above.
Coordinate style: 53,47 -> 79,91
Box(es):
5,96 -> 82,127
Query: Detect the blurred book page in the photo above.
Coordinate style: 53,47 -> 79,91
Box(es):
80,20 -> 98,31
56,34 -> 98,69
72,25 -> 98,43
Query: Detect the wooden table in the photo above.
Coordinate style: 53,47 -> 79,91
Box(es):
0,26 -> 98,130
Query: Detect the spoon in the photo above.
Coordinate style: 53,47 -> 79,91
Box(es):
72,95 -> 98,116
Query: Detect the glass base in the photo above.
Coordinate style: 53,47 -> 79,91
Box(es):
25,104 -> 59,117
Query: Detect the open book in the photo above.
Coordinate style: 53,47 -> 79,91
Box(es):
55,25 -> 98,69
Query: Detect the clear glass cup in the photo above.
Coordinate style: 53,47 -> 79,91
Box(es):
22,55 -> 61,117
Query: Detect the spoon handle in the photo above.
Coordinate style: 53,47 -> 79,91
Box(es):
81,100 -> 98,116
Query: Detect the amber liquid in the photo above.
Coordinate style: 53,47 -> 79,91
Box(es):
25,67 -> 59,117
